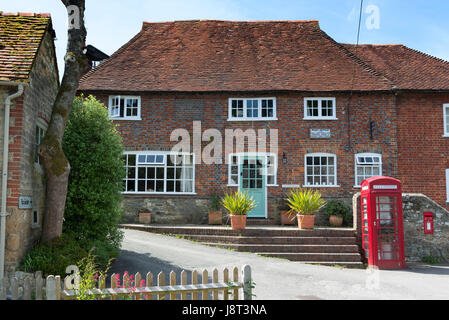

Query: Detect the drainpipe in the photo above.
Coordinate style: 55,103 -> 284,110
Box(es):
0,83 -> 25,280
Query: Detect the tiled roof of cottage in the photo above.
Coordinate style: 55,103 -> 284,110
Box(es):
0,12 -> 52,82
78,20 -> 395,92
342,44 -> 449,91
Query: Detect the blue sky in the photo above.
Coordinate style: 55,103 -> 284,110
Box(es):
3,0 -> 449,78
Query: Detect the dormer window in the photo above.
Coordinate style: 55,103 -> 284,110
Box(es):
228,98 -> 277,121
108,96 -> 141,120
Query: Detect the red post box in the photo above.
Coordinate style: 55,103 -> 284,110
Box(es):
361,177 -> 406,269
424,212 -> 434,234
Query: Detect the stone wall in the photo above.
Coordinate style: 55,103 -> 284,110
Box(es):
353,192 -> 449,263
3,30 -> 58,271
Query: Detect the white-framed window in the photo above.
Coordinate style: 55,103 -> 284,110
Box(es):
228,153 -> 277,186
304,153 -> 338,187
355,153 -> 382,187
304,98 -> 337,120
443,104 -> 449,137
228,98 -> 277,121
123,152 -> 195,194
35,120 -> 47,165
108,96 -> 141,120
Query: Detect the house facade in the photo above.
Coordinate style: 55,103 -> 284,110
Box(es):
77,20 -> 449,225
0,12 -> 59,274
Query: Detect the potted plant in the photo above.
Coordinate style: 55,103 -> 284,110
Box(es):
221,191 -> 256,230
138,210 -> 152,224
208,193 -> 223,225
279,198 -> 296,225
285,188 -> 326,230
324,200 -> 351,227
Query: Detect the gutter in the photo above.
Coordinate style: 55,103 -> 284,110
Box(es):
0,82 -> 26,280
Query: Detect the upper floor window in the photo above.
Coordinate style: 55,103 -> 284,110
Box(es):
304,98 -> 337,120
35,120 -> 47,165
228,98 -> 277,121
108,96 -> 141,120
444,104 -> 449,136
304,153 -> 338,187
355,153 -> 382,187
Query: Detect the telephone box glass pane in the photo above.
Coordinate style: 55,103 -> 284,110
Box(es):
375,196 -> 399,261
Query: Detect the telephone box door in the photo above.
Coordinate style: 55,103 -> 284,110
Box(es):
371,193 -> 405,269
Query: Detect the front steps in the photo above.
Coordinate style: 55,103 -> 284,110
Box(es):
120,224 -> 364,269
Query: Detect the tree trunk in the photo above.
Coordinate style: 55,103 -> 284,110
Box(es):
39,0 -> 87,243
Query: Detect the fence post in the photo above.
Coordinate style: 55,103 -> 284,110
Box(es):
242,265 -> 252,301
46,276 -> 56,300
0,277 -> 6,300
35,271 -> 43,300
10,277 -> 18,300
23,277 -> 31,300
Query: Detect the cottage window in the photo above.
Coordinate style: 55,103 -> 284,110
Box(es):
355,153 -> 382,187
228,153 -> 277,186
304,153 -> 338,187
108,96 -> 141,120
35,121 -> 47,165
228,98 -> 277,121
444,104 -> 449,136
304,98 -> 337,120
123,152 -> 194,194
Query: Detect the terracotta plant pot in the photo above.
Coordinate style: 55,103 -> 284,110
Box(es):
281,211 -> 296,226
297,214 -> 315,229
208,210 -> 222,225
230,215 -> 247,230
329,215 -> 343,227
138,212 -> 151,224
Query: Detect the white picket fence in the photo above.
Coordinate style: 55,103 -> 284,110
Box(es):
0,265 -> 252,300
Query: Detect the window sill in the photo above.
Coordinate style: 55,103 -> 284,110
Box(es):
110,117 -> 142,121
303,118 -> 338,121
353,186 -> 362,189
122,192 -> 197,195
442,135 -> 449,138
303,185 -> 341,188
227,118 -> 278,122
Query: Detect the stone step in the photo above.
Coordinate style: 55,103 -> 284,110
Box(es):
122,225 -> 356,238
180,235 -> 357,245
245,219 -> 278,226
257,252 -> 363,263
301,262 -> 365,269
203,243 -> 360,254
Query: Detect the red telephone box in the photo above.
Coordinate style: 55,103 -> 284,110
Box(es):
361,177 -> 406,269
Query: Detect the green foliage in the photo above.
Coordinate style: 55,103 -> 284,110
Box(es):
75,250 -> 112,300
62,95 -> 125,265
422,255 -> 441,265
324,200 -> 351,218
19,234 -> 88,277
285,188 -> 326,217
221,191 -> 256,216
209,193 -> 221,211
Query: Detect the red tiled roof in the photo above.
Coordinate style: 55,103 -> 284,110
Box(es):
78,20 -> 394,92
0,12 -> 52,82
342,44 -> 449,91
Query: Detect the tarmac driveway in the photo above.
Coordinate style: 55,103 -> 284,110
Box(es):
108,229 -> 449,300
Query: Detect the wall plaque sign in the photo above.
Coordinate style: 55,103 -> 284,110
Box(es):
310,129 -> 331,139
19,196 -> 33,209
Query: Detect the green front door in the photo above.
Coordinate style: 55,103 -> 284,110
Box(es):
240,156 -> 266,218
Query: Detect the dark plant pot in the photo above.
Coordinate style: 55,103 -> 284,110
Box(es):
208,210 -> 222,225
281,211 -> 296,225
138,212 -> 151,224
329,215 -> 343,227
297,214 -> 315,230
230,215 -> 247,230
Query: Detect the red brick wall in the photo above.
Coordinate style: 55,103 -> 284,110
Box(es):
81,91 -> 398,203
396,92 -> 449,209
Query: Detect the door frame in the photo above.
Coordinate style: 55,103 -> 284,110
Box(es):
237,153 -> 268,219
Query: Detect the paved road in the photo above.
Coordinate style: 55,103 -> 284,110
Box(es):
109,229 -> 449,300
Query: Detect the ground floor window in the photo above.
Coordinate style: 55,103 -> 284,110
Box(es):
355,153 -> 382,186
228,153 -> 277,187
304,153 -> 337,187
123,152 -> 194,194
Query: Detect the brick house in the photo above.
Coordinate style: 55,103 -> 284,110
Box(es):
77,20 -> 449,225
0,12 -> 59,275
